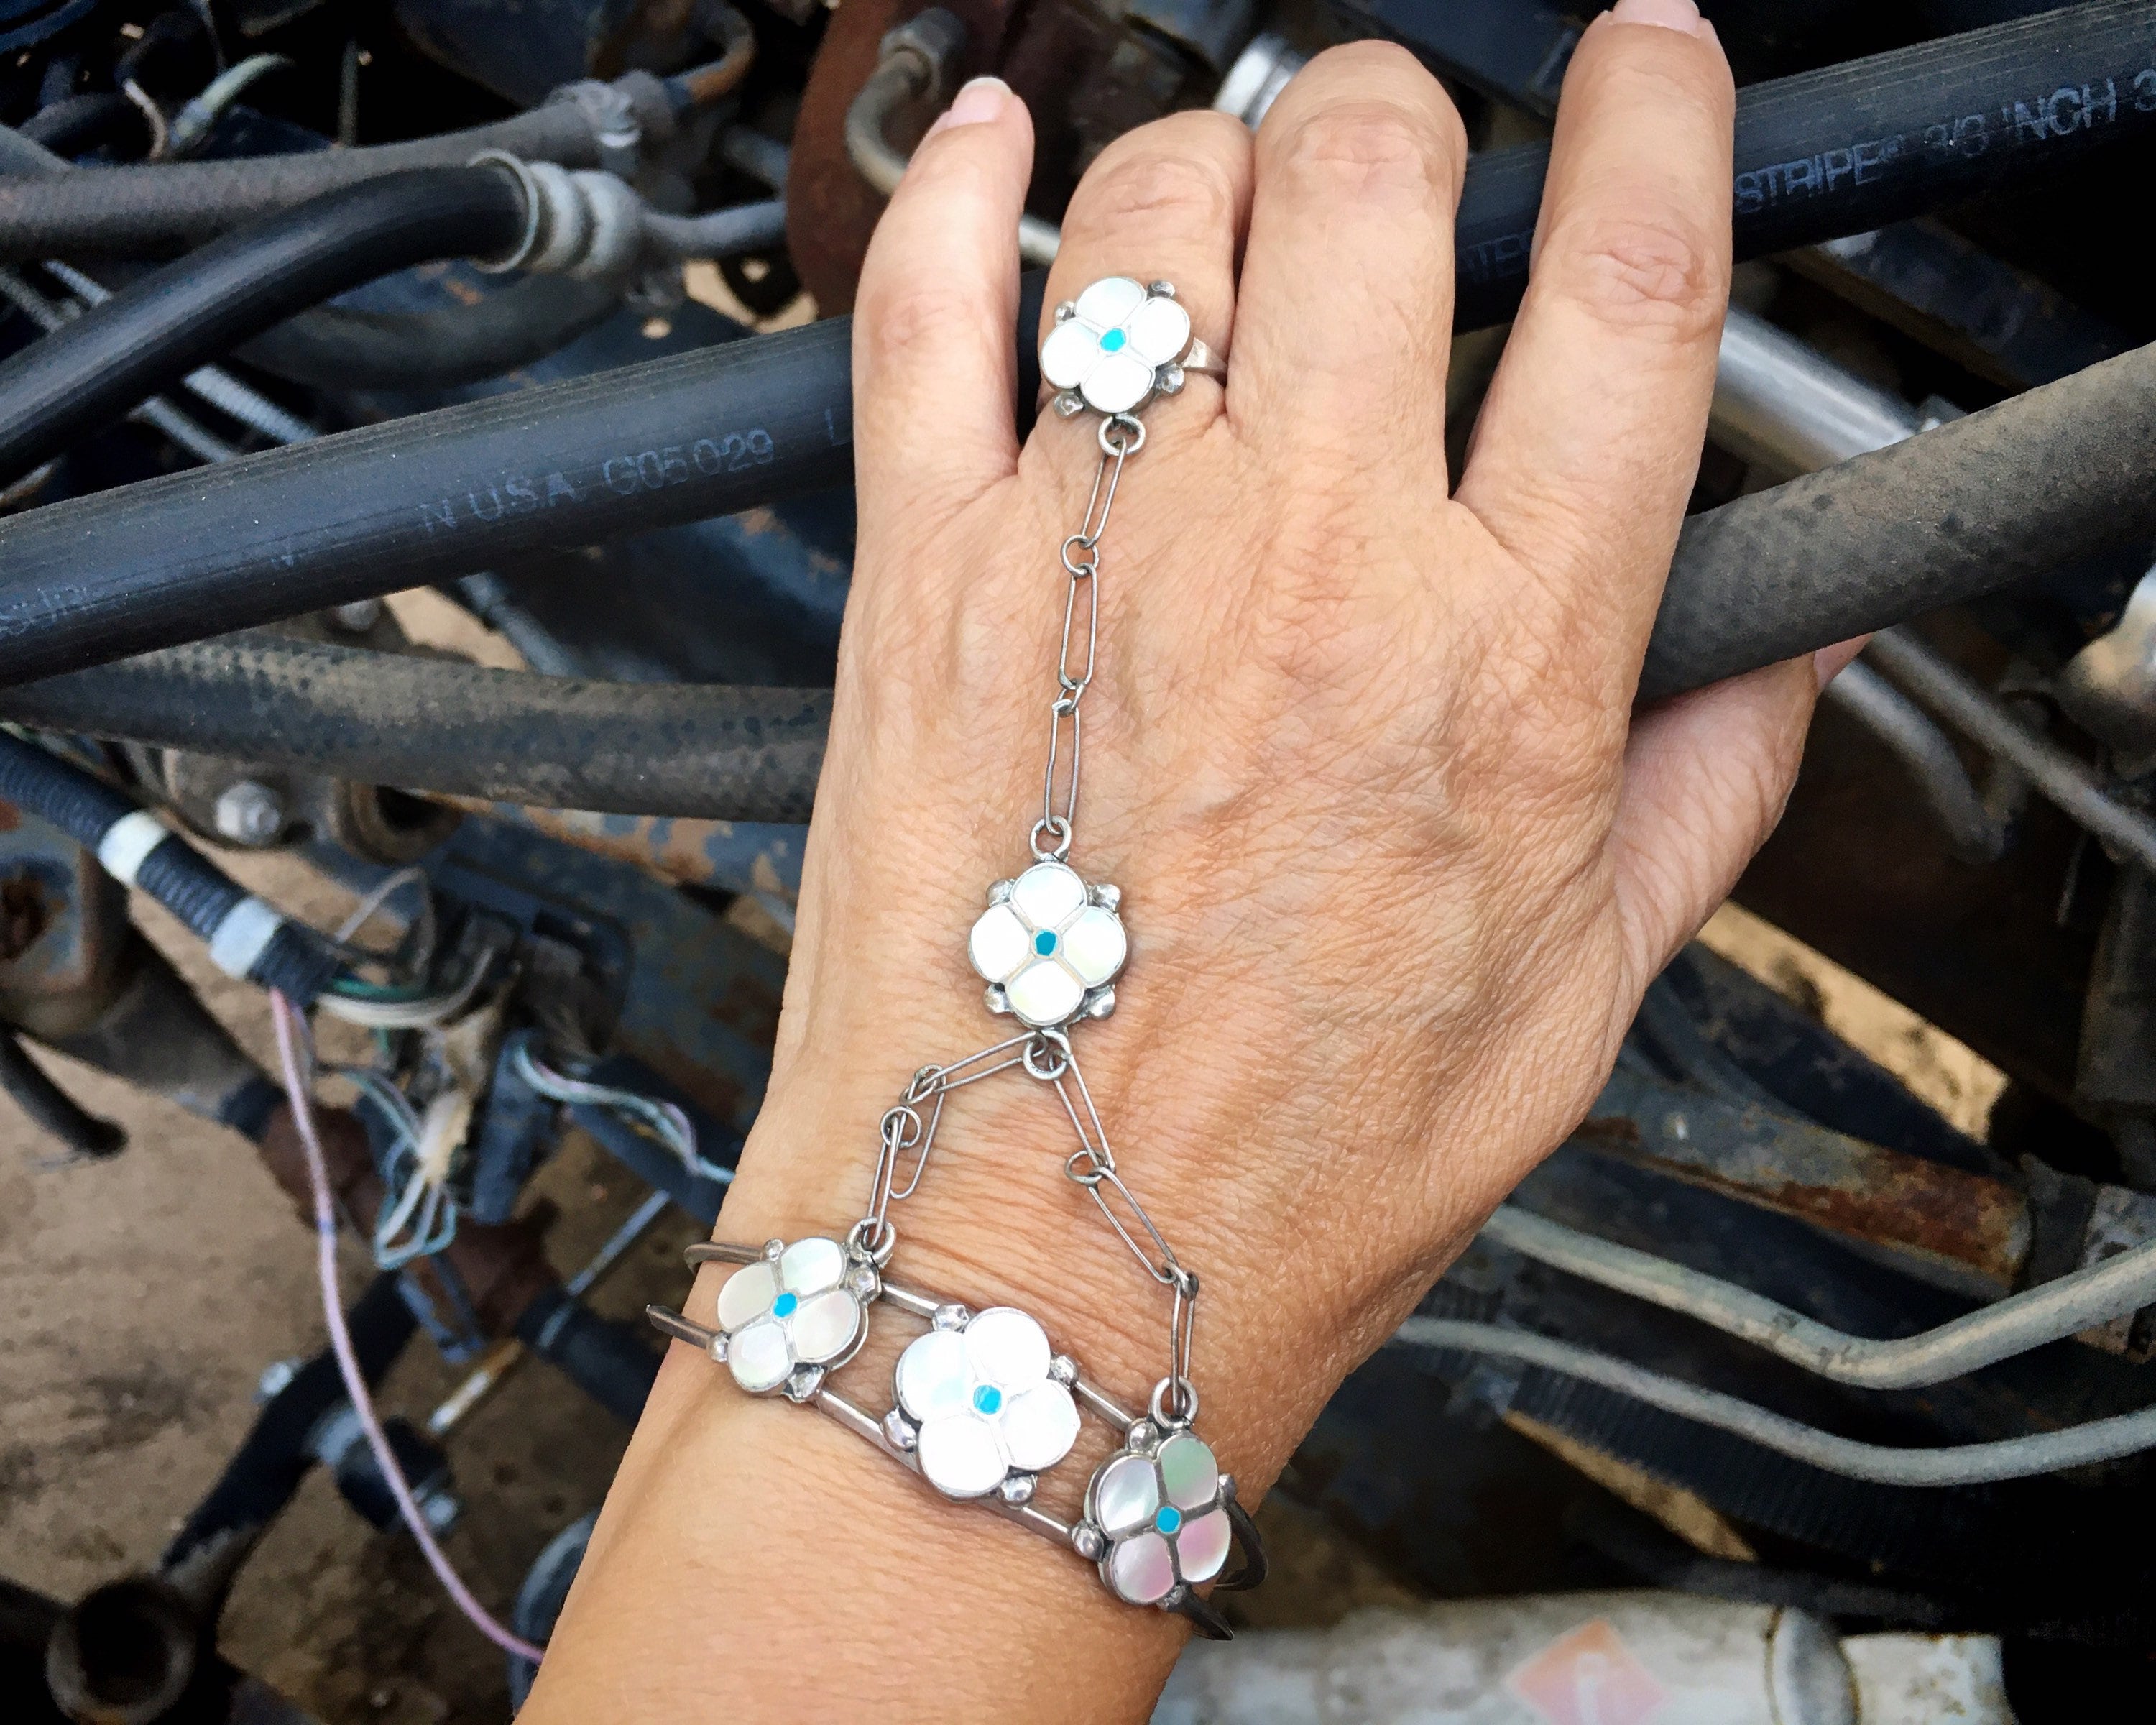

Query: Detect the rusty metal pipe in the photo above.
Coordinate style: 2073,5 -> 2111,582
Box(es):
1578,1068 -> 2030,1294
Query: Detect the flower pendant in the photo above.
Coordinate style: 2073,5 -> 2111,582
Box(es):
968,860 -> 1128,1029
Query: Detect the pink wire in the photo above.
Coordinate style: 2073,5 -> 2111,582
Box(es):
270,991 -> 547,1668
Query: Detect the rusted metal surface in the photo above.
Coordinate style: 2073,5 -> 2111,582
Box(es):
1575,1067 -> 2032,1294
0,804 -> 130,1039
433,798 -> 802,901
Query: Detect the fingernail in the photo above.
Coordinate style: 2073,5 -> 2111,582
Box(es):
1815,636 -> 1871,690
927,76 -> 1010,136
1608,0 -> 1708,36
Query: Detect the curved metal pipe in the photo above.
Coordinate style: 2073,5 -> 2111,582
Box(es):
1480,1203 -> 2156,1391
1820,659 -> 2006,864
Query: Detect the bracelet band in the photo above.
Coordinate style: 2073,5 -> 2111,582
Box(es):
648,1233 -> 1265,1639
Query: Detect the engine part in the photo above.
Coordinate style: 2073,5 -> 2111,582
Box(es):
0,732 -> 344,1003
1710,303 -> 1927,475
1325,0 -> 1581,116
0,1029 -> 125,1158
0,73 -> 676,260
1641,336 -> 2156,699
1395,1315 -> 2156,1486
0,165 -> 531,486
1157,1596 -> 2009,1725
1864,625 -> 2156,874
395,0 -> 757,111
1480,1202 -> 2155,1390
1819,661 -> 2008,865
239,275 -> 630,391
0,310 -> 854,686
2057,561 -> 2156,769
0,634 -> 829,822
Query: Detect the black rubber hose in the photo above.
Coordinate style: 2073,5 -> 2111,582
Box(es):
1455,0 -> 2156,326
0,313 -> 854,686
236,275 -> 629,390
0,1030 -> 126,1156
0,635 -> 830,822
0,732 -> 344,1000
515,1287 -> 663,1425
0,89 -> 645,261
18,91 -> 144,156
0,166 -> 529,486
1638,336 -> 2156,699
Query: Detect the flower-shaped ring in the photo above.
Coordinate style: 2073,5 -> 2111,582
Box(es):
1084,1427 -> 1235,1607
968,860 -> 1128,1029
890,1306 -> 1082,1501
713,1236 -> 872,1399
1041,277 -> 1217,417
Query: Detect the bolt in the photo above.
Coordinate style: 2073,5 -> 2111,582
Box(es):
418,1487 -> 461,1535
213,780 -> 285,846
328,597 -> 384,632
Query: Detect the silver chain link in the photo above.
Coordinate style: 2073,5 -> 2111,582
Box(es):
857,400 -> 1201,1426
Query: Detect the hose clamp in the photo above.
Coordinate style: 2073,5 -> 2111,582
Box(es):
472,151 -> 645,280
470,151 -> 548,274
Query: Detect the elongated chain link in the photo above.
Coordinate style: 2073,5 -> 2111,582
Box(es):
857,396 -> 1202,1427
1035,413 -> 1143,862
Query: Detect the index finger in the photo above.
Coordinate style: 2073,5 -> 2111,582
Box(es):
1454,0 -> 1733,663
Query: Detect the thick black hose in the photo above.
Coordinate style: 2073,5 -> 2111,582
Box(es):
0,167 -> 529,485
1455,0 -> 2156,326
1639,336 -> 2156,699
0,93 -> 638,261
0,635 -> 830,822
237,275 -> 628,390
0,313 -> 854,685
0,1031 -> 126,1156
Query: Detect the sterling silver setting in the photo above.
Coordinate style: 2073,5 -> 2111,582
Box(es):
649,274 -> 1263,1637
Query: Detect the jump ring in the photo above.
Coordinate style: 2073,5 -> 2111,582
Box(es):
1150,1375 -> 1199,1429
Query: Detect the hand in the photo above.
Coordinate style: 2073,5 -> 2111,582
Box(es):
530,6 -> 1829,1719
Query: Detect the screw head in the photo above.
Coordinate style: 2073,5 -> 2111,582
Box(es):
213,779 -> 285,846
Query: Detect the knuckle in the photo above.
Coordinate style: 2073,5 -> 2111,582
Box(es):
1275,94 -> 1462,206
1075,138 -> 1239,235
1540,207 -> 1726,341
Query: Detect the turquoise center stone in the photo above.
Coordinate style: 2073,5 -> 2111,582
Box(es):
773,1292 -> 798,1318
1034,929 -> 1058,957
1155,1505 -> 1183,1535
973,1384 -> 1003,1415
1099,327 -> 1128,353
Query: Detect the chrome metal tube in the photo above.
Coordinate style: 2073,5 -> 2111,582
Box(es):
1710,303 -> 1922,471
1820,658 -> 2005,862
1480,1204 -> 2156,1389
1393,1315 -> 2156,1485
1865,625 -> 2156,875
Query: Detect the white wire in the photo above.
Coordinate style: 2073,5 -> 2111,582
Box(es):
507,1038 -> 729,1185
318,957 -> 492,1029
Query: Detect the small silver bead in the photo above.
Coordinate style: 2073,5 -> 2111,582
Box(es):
1219,1472 -> 1238,1502
932,1303 -> 971,1331
1052,390 -> 1086,419
1090,883 -> 1121,911
783,1363 -> 825,1404
709,1333 -> 729,1363
1080,985 -> 1117,1021
988,878 -> 1015,906
1070,1522 -> 1105,1560
1148,280 -> 1176,298
883,1409 -> 918,1452
847,1266 -> 880,1300
1048,1354 -> 1079,1387
998,1472 -> 1037,1506
984,983 -> 1012,1016
1126,1420 -> 1158,1453
763,1238 -> 786,1260
1054,300 -> 1077,323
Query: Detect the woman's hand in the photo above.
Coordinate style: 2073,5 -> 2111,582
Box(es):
528,5 -> 1841,1719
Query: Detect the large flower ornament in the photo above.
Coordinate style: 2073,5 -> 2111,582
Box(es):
713,1236 -> 872,1399
968,860 -> 1128,1029
1040,277 -> 1192,415
1084,1428 -> 1234,1606
890,1306 -> 1082,1501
